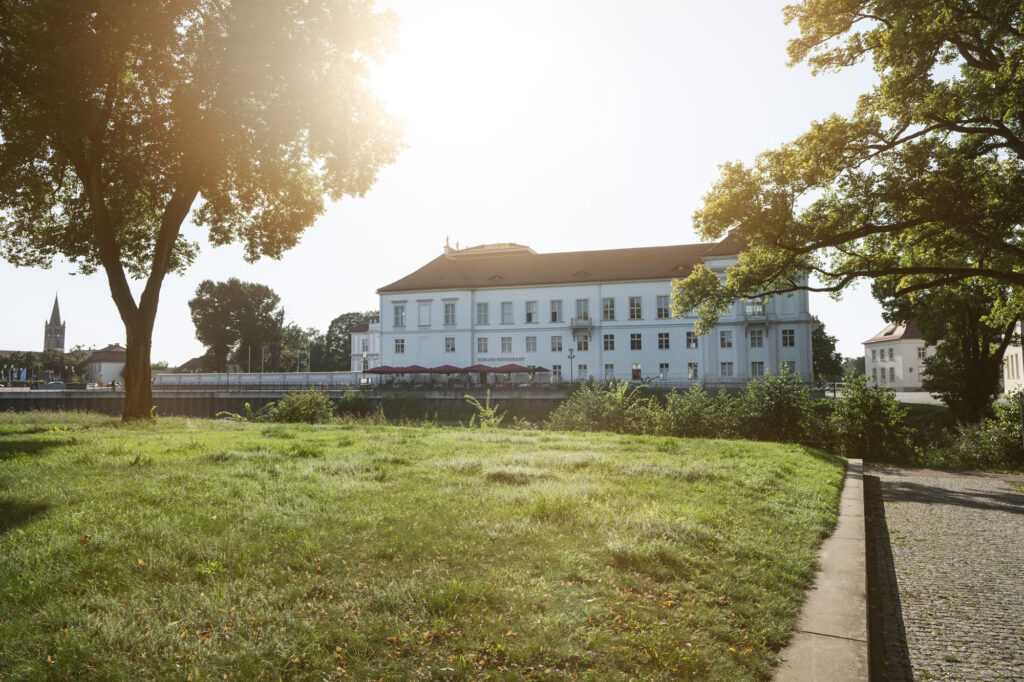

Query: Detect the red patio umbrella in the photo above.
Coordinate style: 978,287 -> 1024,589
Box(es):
494,363 -> 530,373
427,364 -> 464,374
463,364 -> 496,373
402,365 -> 429,374
364,365 -> 396,374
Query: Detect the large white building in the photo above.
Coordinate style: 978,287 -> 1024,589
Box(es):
84,343 -> 127,385
1003,321 -> 1023,395
863,322 -> 936,390
370,238 -> 814,385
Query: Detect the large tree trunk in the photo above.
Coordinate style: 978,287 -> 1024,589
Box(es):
122,309 -> 157,420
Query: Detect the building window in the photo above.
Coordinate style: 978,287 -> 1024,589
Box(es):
525,336 -> 537,353
780,360 -> 796,373
603,334 -> 615,351
445,337 -> 455,353
871,349 -> 877,362
393,303 -> 406,328
630,333 -> 642,350
576,335 -> 590,351
501,302 -> 513,324
552,364 -> 562,381
629,296 -> 642,320
872,368 -> 878,383
551,336 -> 563,352
604,363 -> 614,380
394,338 -> 405,353
782,329 -> 795,347
686,331 -> 698,349
550,300 -> 563,323
526,301 -> 538,323
632,363 -> 642,380
360,338 -> 368,352
418,301 -> 431,326
751,361 -> 764,377
917,346 -> 926,360
476,302 -> 489,325
659,362 -> 669,379
657,332 -> 670,350
575,299 -> 590,321
444,302 -> 456,326
602,298 -> 615,321
721,361 -> 734,377
656,295 -> 671,319
578,364 -> 588,380
688,362 -> 699,380
889,366 -> 895,382
477,337 -> 488,353
888,347 -> 894,360
501,336 -> 512,353
720,330 -> 733,348
749,329 -> 763,348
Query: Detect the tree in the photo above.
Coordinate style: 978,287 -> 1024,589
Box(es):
876,279 -> 1019,423
673,1 -> 1024,334
811,316 -> 843,382
188,278 -> 285,372
321,310 -> 378,371
0,1 -> 402,419
842,355 -> 865,379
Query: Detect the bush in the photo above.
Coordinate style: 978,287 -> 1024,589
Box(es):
918,421 -> 1022,470
733,372 -> 812,443
828,377 -> 914,461
664,385 -> 736,439
335,392 -> 375,417
546,381 -> 666,435
270,389 -> 335,424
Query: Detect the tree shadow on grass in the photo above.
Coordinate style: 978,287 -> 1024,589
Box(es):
0,438 -> 71,461
0,499 -> 50,534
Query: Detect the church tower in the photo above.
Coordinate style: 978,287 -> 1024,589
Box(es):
44,294 -> 65,351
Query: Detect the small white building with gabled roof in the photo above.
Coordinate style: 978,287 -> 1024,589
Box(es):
863,322 -> 936,391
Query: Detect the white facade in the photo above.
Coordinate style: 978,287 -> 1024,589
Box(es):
375,246 -> 814,385
85,360 -> 124,385
350,317 -> 382,372
1003,322 -> 1023,395
863,324 -> 936,391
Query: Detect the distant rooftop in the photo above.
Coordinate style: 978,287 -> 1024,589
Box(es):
863,322 -> 925,345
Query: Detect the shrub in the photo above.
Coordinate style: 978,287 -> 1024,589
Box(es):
733,372 -> 812,443
664,385 -> 736,439
918,421 -> 1021,471
828,377 -> 914,461
465,391 -> 505,428
269,389 -> 334,424
546,381 -> 666,435
335,392 -> 375,417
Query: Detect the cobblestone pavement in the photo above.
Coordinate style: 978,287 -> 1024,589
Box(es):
868,466 -> 1024,681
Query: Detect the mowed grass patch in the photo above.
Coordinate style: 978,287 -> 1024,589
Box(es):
0,411 -> 845,680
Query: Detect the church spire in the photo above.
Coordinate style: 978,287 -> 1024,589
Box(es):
49,294 -> 61,326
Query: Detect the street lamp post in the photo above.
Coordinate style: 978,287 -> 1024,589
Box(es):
567,348 -> 576,384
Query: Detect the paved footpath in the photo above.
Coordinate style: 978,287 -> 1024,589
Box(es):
869,466 -> 1024,681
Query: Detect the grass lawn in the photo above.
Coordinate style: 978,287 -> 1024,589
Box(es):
0,412 -> 845,681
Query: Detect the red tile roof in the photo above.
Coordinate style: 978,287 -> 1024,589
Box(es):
351,316 -> 380,333
86,343 -> 127,363
378,238 -> 740,294
863,322 -> 925,344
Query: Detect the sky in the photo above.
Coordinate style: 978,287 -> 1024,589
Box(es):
0,0 -> 886,363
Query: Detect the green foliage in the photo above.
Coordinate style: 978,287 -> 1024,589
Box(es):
464,391 -> 506,429
733,371 -> 812,443
269,389 -> 334,424
924,392 -> 1024,470
216,401 -> 276,423
189,278 -> 285,372
827,377 -> 914,462
673,1 -> 1024,336
663,385 -> 737,439
547,381 -> 665,435
811,317 -> 843,382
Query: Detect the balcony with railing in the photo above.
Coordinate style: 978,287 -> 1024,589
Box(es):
569,316 -> 592,330
744,302 -> 766,319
